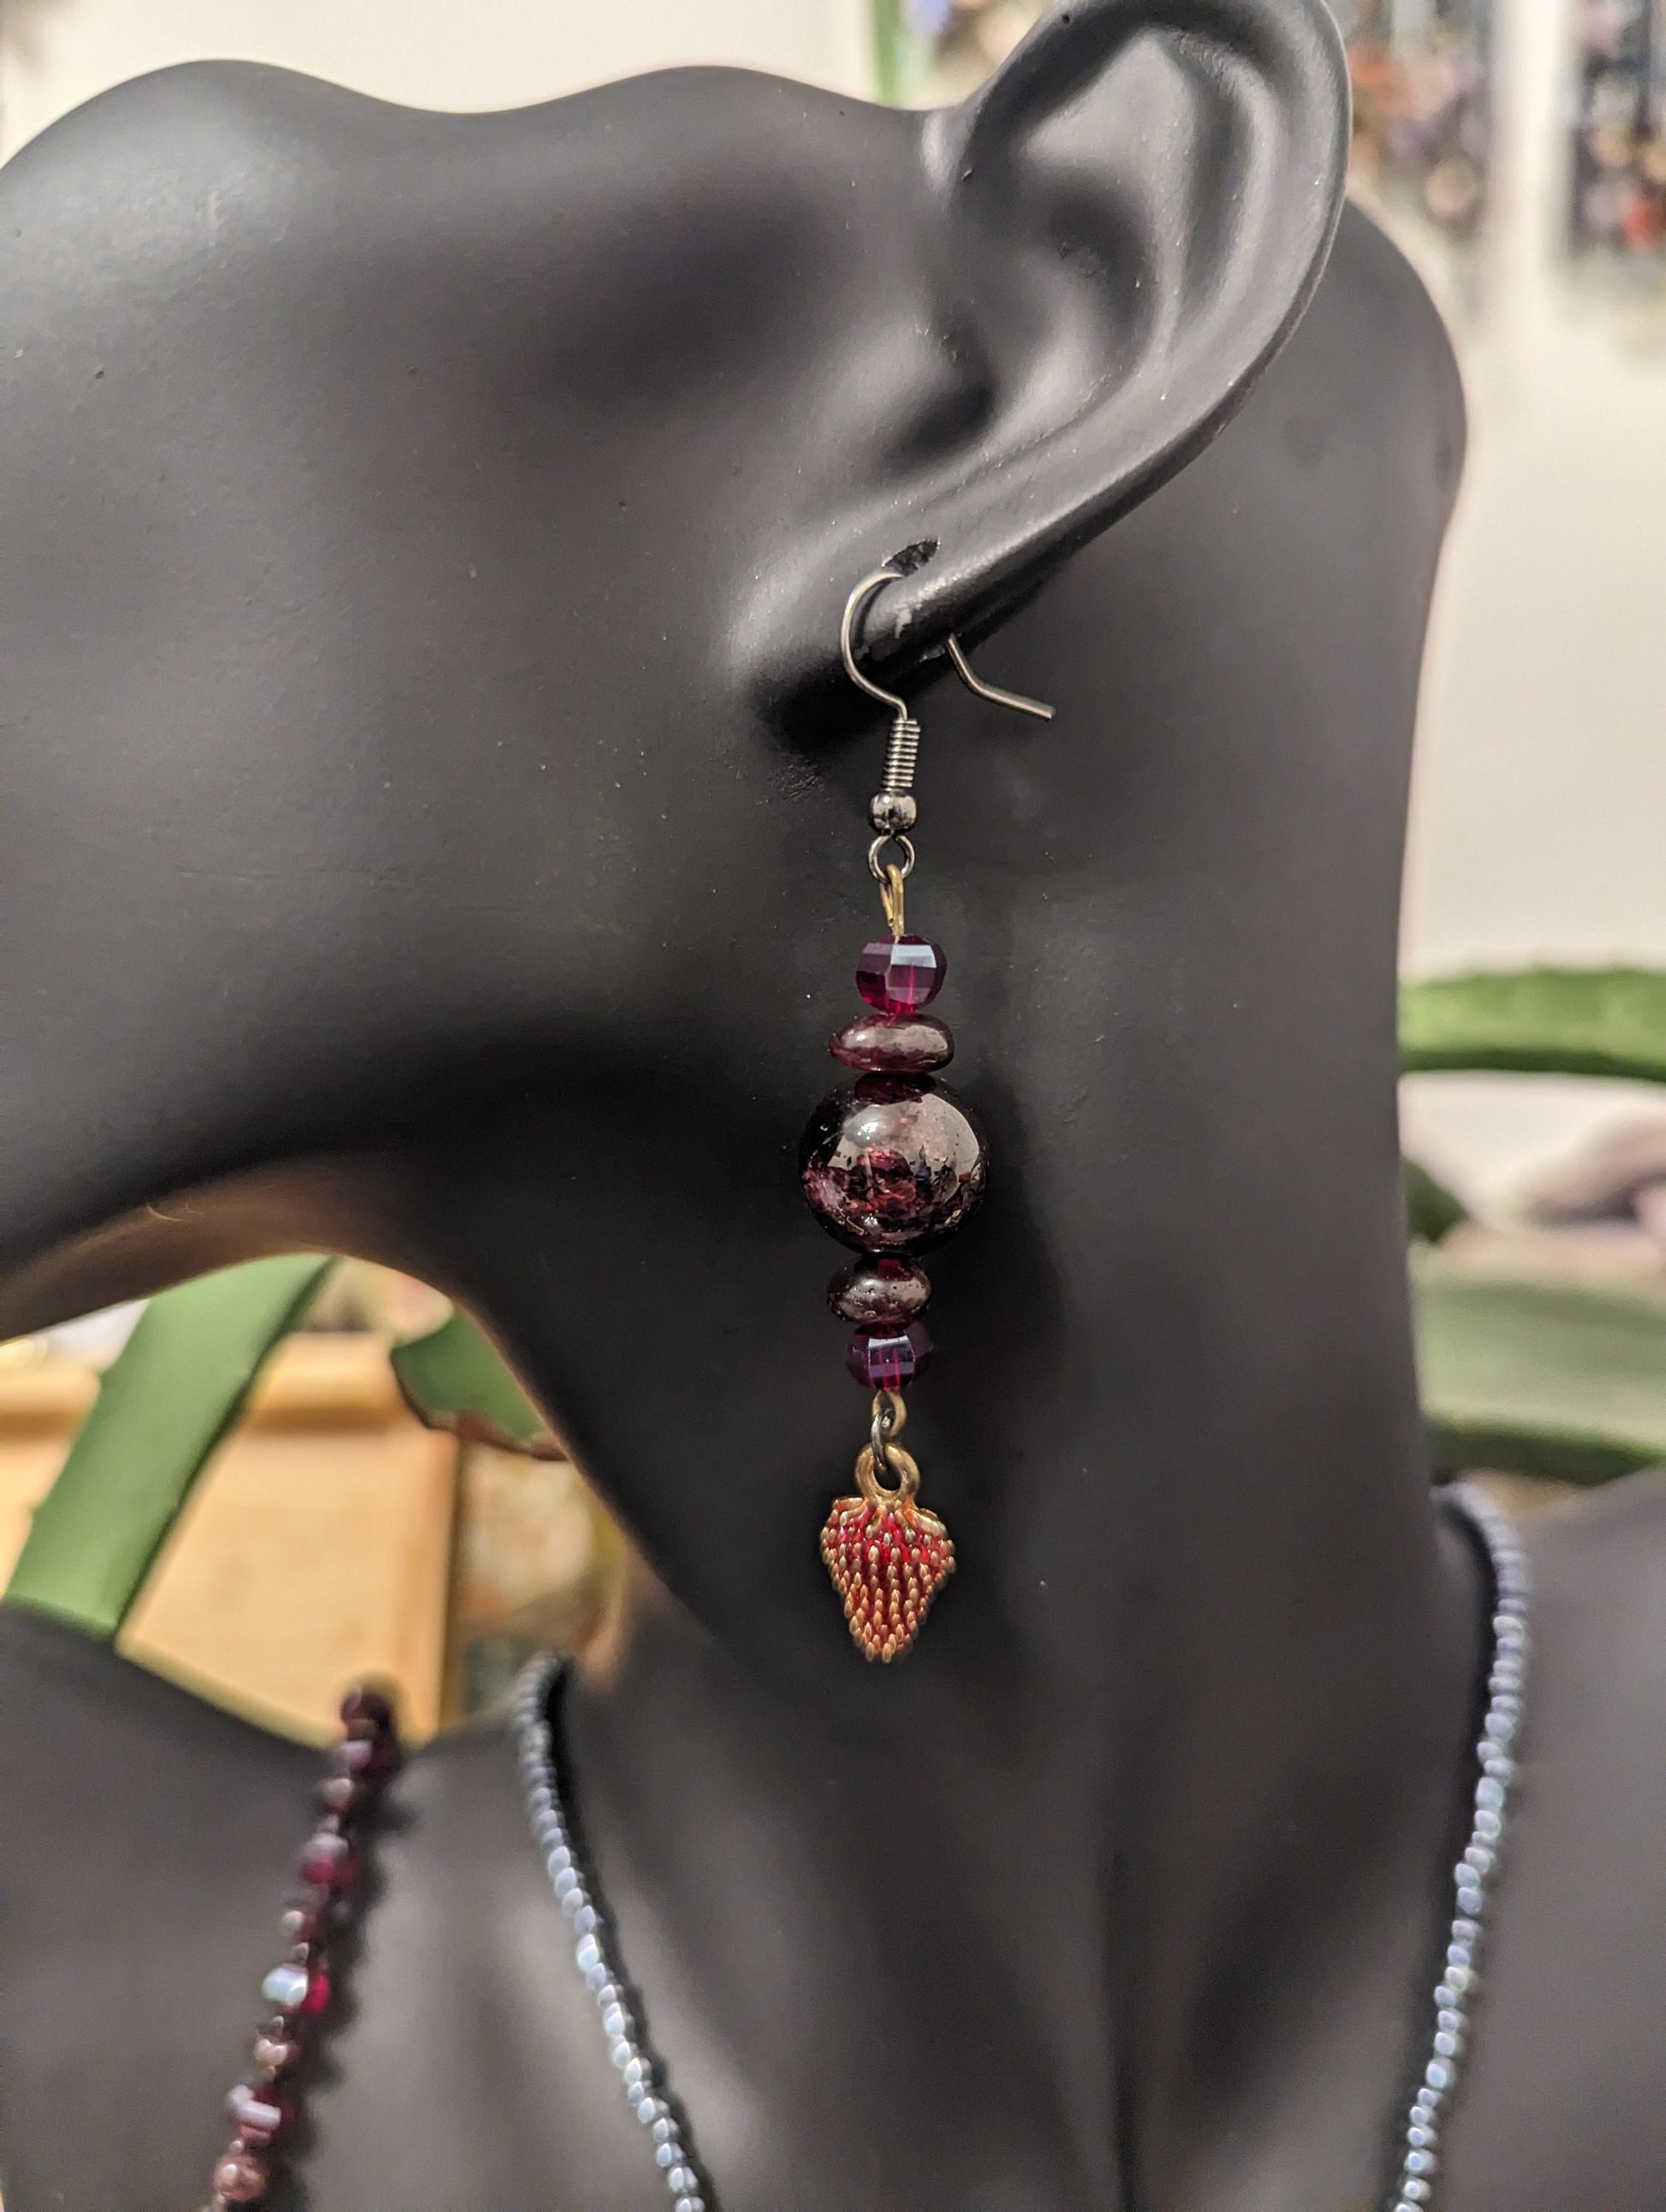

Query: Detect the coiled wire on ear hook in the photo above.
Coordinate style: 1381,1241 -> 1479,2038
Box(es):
840,566 -> 1056,850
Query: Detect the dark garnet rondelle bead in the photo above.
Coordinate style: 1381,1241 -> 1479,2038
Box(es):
335,1733 -> 397,1781
830,1013 -> 954,1074
281,1894 -> 332,1944
800,1077 -> 988,1254
845,1321 -> 933,1390
299,1828 -> 360,1889
827,1258 -> 932,1326
318,1772 -> 369,1819
339,1686 -> 396,1733
211,2147 -> 270,2203
854,935 -> 947,1014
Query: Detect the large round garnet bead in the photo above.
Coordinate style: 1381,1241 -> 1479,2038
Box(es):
800,1076 -> 987,1253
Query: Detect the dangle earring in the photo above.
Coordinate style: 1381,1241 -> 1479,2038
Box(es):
802,564 -> 1053,1660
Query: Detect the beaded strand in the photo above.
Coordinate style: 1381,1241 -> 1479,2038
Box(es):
514,1657 -> 710,2212
197,1685 -> 402,2209
514,1484 -> 1530,2212
1386,1481 -> 1532,2212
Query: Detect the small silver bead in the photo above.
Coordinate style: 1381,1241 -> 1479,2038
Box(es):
1402,2178 -> 1433,2203
868,791 -> 918,835
675,2198 -> 705,2212
1406,2148 -> 1439,2174
652,2117 -> 676,2146
606,2007 -> 632,2041
656,2143 -> 679,2169
668,2167 -> 699,2193
1433,2030 -> 1462,2058
1407,2123 -> 1438,2150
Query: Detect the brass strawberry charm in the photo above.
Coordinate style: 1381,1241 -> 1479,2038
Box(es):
820,1423 -> 955,1661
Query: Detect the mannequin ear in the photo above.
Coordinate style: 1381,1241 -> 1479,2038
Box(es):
756,0 -> 1348,695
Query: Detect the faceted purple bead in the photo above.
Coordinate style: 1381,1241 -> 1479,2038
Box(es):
830,1013 -> 954,1074
801,1077 -> 987,1254
845,1321 -> 933,1390
854,936 -> 946,1015
827,1258 -> 931,1326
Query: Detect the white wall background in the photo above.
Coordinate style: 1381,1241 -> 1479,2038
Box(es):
0,0 -> 870,157
3,0 -> 1663,1213
1397,0 -> 1666,1212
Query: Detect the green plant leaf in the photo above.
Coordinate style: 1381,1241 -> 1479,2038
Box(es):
390,1308 -> 561,1459
4,1255 -> 334,1637
1413,1254 -> 1666,1485
1404,1157 -> 1467,1245
1401,966 -> 1666,1082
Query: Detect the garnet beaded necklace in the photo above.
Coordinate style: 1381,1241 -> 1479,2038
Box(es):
133,1481 -> 1520,2212
192,1686 -> 402,2209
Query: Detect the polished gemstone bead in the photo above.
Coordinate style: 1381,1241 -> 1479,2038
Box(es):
211,2148 -> 270,2203
318,1773 -> 370,1819
845,1321 -> 932,1390
854,936 -> 946,1014
335,1733 -> 397,1781
299,1829 -> 360,1889
801,1078 -> 987,1253
829,1013 -> 954,1074
262,1963 -> 310,2013
827,1257 -> 931,1326
280,1895 -> 330,1944
228,2079 -> 292,2145
340,1686 -> 396,1733
252,2033 -> 302,2074
263,1958 -> 330,2017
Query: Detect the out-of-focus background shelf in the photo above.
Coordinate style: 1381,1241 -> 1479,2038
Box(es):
0,1329 -> 610,1745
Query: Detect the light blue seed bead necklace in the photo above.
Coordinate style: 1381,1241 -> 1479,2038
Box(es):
514,1478 -> 1527,2212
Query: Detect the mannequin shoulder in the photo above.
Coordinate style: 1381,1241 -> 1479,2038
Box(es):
0,1601 -> 315,1840
1527,1464 -> 1666,1684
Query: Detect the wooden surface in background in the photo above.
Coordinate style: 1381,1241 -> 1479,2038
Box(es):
0,1336 -> 458,1742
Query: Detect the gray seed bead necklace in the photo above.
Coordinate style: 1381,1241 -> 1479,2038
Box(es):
513,1479 -> 1528,2212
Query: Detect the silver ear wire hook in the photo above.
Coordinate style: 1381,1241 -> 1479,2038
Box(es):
944,635 -> 1055,723
842,565 -> 1056,920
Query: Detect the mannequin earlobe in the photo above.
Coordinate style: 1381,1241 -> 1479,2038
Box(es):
752,0 -> 1348,698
